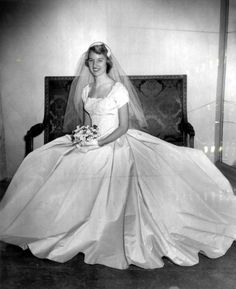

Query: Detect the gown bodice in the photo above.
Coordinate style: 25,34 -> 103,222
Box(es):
83,82 -> 129,137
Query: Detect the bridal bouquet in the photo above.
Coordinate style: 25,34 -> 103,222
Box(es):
70,125 -> 100,146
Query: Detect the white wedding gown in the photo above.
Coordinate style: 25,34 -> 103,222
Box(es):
1,82 -> 236,269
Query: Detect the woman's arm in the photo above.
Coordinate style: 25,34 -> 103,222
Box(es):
83,109 -> 92,126
98,104 -> 129,146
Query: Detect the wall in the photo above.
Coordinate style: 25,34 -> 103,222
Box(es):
0,0 -> 221,177
0,93 -> 6,180
223,0 -> 236,166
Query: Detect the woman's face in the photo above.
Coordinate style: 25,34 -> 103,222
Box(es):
87,51 -> 107,77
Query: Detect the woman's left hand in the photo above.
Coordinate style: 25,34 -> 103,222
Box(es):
76,139 -> 99,153
83,139 -> 99,147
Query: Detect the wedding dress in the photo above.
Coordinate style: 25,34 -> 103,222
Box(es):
0,81 -> 236,269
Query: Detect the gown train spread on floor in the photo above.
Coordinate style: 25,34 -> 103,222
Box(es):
0,82 -> 236,269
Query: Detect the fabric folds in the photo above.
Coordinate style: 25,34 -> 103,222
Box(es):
0,82 -> 236,269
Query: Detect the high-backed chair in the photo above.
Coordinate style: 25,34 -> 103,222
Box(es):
24,75 -> 195,155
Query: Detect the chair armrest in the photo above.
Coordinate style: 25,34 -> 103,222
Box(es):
25,123 -> 45,138
181,121 -> 195,137
179,121 -> 195,148
24,123 -> 45,156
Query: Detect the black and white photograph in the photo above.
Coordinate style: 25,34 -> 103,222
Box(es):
0,0 -> 236,288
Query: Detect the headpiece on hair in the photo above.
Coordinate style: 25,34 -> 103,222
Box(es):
89,42 -> 111,57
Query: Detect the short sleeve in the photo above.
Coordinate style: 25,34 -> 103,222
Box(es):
113,83 -> 130,108
82,85 -> 89,103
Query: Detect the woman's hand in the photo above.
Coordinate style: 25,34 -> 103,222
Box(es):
82,139 -> 99,147
76,139 -> 99,153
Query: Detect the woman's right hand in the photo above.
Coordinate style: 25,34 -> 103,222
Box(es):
77,139 -> 99,153
82,139 -> 99,147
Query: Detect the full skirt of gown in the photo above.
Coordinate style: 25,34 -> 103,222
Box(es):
0,129 -> 236,269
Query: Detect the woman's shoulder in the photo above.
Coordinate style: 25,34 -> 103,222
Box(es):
113,82 -> 129,94
81,84 -> 91,102
111,82 -> 129,107
83,84 -> 91,91
115,81 -> 126,88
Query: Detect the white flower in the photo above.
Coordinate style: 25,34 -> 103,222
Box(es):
71,125 -> 100,146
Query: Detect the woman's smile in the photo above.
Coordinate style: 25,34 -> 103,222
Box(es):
92,67 -> 100,73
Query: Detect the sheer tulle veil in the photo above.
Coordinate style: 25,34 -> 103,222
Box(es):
63,42 -> 148,133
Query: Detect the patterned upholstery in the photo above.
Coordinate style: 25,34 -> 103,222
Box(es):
44,77 -> 73,142
24,75 -> 194,155
130,76 -> 186,145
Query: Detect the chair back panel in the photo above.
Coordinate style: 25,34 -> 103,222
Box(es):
130,76 -> 186,145
45,75 -> 187,145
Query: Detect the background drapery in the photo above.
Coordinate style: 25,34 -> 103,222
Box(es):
0,93 -> 6,181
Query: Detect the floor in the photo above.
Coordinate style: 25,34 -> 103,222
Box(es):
1,172 -> 236,289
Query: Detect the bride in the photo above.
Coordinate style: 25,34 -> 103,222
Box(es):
0,42 -> 236,270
